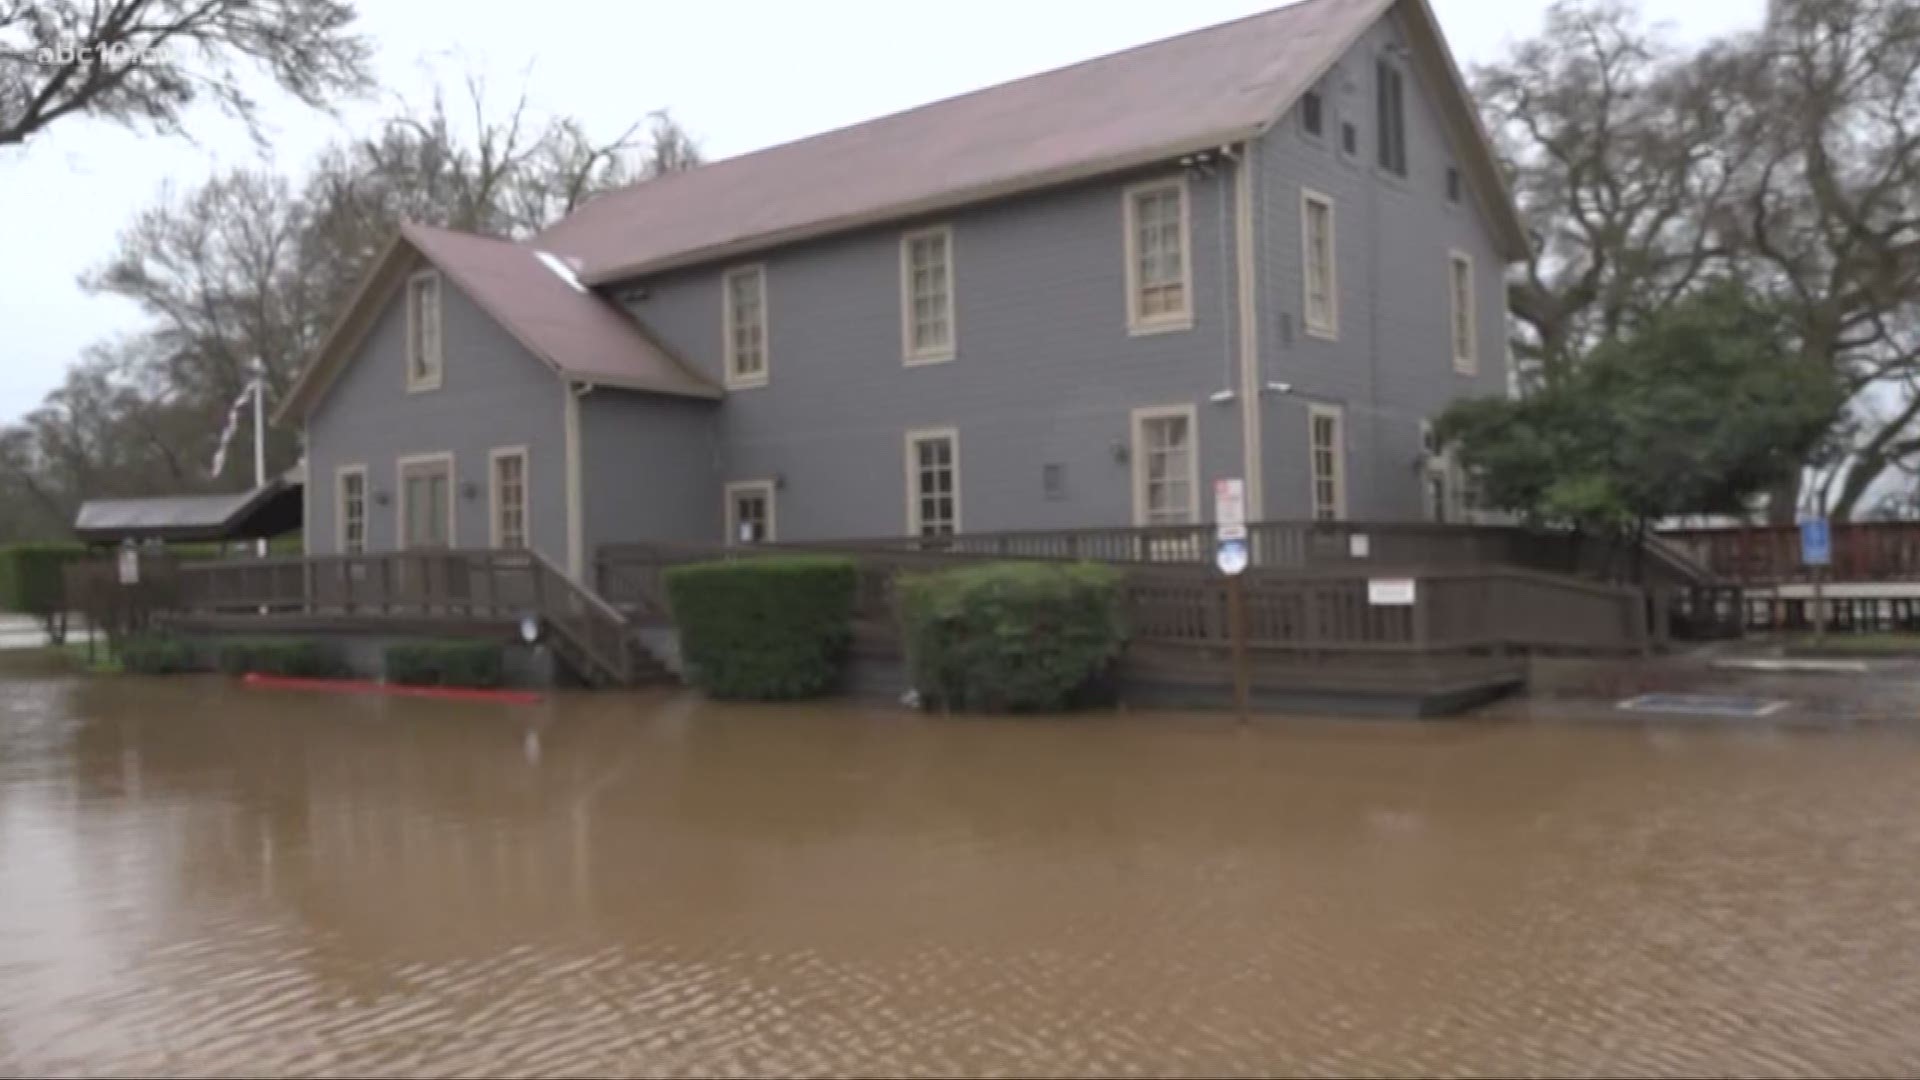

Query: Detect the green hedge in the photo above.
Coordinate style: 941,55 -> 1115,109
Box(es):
216,637 -> 345,678
384,639 -> 505,688
119,634 -> 197,675
0,542 -> 84,609
899,561 -> 1127,713
665,556 -> 856,700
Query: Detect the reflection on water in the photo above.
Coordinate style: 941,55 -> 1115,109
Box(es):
3,675 -> 1920,1076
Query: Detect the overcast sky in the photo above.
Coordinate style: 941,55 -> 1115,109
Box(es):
0,0 -> 1764,425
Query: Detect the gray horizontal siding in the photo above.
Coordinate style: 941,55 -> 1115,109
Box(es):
303,256 -> 568,561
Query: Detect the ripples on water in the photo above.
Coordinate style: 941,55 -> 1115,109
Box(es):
3,674 -> 1920,1076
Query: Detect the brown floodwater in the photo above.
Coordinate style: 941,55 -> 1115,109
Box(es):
3,674 -> 1920,1077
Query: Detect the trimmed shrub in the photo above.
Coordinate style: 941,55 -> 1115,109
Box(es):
119,634 -> 197,675
899,561 -> 1127,713
665,556 -> 856,700
0,543 -> 85,644
385,639 -> 505,688
216,637 -> 345,678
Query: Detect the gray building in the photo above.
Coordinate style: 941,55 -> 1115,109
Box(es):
279,0 -> 1525,579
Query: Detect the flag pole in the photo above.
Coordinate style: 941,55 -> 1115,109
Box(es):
252,359 -> 267,559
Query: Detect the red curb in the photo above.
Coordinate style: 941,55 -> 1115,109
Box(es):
239,672 -> 544,705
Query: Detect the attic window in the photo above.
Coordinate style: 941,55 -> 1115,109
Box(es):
1341,121 -> 1358,156
1300,89 -> 1324,139
1446,166 -> 1462,204
406,270 -> 443,392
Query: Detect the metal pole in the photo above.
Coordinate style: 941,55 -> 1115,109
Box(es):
1227,575 -> 1250,724
1813,564 -> 1826,648
252,360 -> 267,559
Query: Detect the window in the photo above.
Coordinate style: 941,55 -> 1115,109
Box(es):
1449,250 -> 1478,374
1300,89 -> 1324,138
1376,59 -> 1407,177
1301,189 -> 1338,340
725,480 -> 776,544
722,264 -> 768,388
905,428 -> 960,538
1309,405 -> 1347,521
336,466 -> 367,555
1341,121 -> 1359,157
406,271 -> 443,391
1124,179 -> 1192,333
1132,405 -> 1198,526
901,226 -> 955,363
397,453 -> 454,550
490,447 -> 528,549
1446,165 -> 1462,204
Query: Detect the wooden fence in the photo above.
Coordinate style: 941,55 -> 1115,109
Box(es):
597,539 -> 1651,660
1662,522 -> 1920,585
66,548 -> 643,686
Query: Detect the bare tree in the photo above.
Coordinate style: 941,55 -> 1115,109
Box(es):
0,0 -> 372,148
1719,0 -> 1920,520
1473,0 -> 1746,386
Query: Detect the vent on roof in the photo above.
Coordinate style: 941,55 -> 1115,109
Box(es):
534,250 -> 588,293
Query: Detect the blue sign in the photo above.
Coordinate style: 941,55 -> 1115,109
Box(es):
1215,538 -> 1250,576
1800,518 -> 1832,567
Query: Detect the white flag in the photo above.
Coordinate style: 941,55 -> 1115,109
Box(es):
208,380 -> 255,479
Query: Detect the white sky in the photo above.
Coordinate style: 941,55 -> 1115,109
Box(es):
0,0 -> 1763,425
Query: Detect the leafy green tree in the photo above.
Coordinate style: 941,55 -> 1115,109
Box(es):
1435,282 -> 1841,540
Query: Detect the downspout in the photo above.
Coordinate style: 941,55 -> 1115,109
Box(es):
1226,140 -> 1264,520
564,380 -> 593,582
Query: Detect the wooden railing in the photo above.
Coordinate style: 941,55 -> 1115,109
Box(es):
1662,522 -> 1920,585
71,549 -> 641,686
597,539 -> 1651,658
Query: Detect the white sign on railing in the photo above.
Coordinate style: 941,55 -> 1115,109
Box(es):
1367,577 -> 1417,606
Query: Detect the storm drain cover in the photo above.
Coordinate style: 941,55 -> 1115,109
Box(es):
1616,693 -> 1789,718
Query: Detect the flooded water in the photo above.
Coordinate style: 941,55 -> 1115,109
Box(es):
4,675 -> 1920,1076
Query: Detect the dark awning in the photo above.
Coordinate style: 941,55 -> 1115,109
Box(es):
73,479 -> 302,544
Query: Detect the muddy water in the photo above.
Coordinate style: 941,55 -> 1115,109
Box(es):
4,676 -> 1920,1076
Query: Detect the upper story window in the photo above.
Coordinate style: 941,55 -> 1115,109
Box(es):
901,226 -> 955,364
405,270 -> 443,392
1376,59 -> 1408,178
1124,178 -> 1192,335
1341,121 -> 1359,157
722,264 -> 768,388
1300,88 -> 1324,139
1450,250 -> 1478,374
1301,189 -> 1339,340
1446,165 -> 1462,204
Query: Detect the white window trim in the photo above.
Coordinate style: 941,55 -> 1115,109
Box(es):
721,263 -> 769,390
1308,403 -> 1348,521
900,225 -> 957,366
1123,177 -> 1194,336
1450,249 -> 1479,375
1130,403 -> 1201,527
488,445 -> 530,549
395,451 -> 457,550
723,479 -> 778,545
1301,188 -> 1339,341
335,464 -> 367,555
405,269 -> 443,393
903,426 -> 962,537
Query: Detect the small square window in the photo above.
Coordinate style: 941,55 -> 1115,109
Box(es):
1042,463 -> 1066,501
1301,90 -> 1323,138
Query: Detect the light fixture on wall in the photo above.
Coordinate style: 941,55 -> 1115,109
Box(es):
774,472 -> 788,490
460,481 -> 480,501
373,489 -> 391,507
1110,440 -> 1130,465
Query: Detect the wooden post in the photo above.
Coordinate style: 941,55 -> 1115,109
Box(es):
1813,563 -> 1827,648
1227,575 -> 1250,725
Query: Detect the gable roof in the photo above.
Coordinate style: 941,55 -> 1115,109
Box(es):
539,0 -> 1527,284
276,222 -> 720,425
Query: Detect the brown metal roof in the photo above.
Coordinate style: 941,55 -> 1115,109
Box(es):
401,223 -> 721,398
538,0 -> 1524,282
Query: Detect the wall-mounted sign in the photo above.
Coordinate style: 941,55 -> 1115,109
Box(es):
1214,478 -> 1246,529
1800,518 -> 1831,567
116,548 -> 139,586
1367,577 -> 1416,606
1349,533 -> 1371,559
